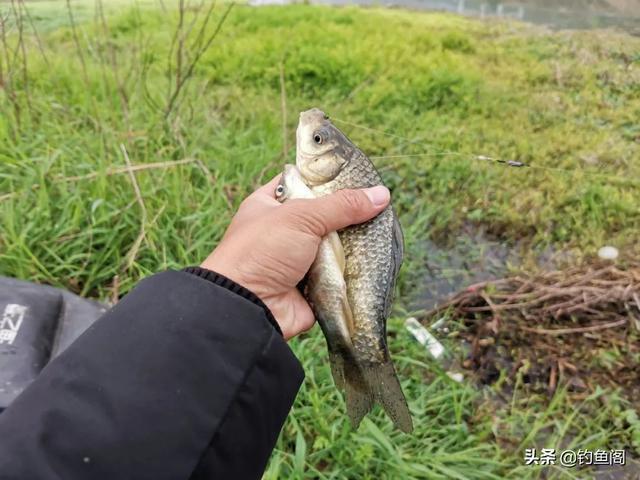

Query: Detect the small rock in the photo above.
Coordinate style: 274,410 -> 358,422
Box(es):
598,245 -> 619,260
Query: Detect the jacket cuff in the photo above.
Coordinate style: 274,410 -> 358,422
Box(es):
183,266 -> 282,336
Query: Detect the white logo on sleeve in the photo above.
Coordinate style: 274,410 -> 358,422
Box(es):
0,304 -> 27,345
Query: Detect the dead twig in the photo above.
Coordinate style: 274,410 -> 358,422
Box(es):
65,0 -> 102,136
519,318 -> 627,336
120,144 -> 148,272
62,158 -> 196,183
19,0 -> 49,67
433,260 -> 640,401
164,2 -> 234,120
279,59 -> 288,159
11,0 -> 32,118
110,274 -> 120,305
0,158 -> 196,202
427,261 -> 640,325
96,0 -> 130,124
548,361 -> 558,394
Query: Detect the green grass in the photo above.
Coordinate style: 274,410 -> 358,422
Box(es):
1,1 -> 639,478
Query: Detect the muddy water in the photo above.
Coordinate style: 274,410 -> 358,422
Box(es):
407,225 -> 571,311
409,228 -> 521,311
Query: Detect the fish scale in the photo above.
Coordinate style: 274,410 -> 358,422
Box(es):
311,146 -> 394,363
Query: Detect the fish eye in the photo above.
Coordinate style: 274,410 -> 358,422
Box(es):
313,133 -> 323,144
275,185 -> 285,197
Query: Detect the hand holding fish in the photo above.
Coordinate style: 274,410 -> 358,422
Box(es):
200,176 -> 390,340
275,109 -> 413,432
205,108 -> 412,432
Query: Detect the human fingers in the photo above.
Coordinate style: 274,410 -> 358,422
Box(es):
233,174 -> 282,218
277,288 -> 316,340
285,185 -> 390,237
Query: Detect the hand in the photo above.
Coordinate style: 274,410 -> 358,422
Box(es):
201,175 -> 391,340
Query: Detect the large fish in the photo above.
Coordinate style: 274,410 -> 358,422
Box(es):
291,108 -> 412,433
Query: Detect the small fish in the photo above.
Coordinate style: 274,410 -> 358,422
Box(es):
276,165 -> 356,389
294,108 -> 413,433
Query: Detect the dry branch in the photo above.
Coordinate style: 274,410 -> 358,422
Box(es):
0,158 -> 196,202
279,59 -> 288,159
120,144 -> 148,271
425,261 -> 640,400
164,2 -> 234,119
519,318 -> 627,336
427,261 -> 640,329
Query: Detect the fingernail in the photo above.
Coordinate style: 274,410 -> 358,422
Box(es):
364,186 -> 390,207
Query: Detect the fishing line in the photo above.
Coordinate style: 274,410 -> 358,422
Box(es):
370,152 -> 463,159
331,116 -> 639,184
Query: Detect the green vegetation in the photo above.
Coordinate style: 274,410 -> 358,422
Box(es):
1,2 -> 639,478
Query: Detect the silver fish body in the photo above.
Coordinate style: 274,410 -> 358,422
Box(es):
295,108 -> 412,433
276,165 -> 355,388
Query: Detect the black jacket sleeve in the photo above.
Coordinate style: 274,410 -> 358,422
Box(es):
0,268 -> 304,480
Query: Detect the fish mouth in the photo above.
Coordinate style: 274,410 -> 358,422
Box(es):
298,146 -> 335,159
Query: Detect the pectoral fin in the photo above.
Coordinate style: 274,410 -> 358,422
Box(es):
327,232 -> 346,274
339,286 -> 355,337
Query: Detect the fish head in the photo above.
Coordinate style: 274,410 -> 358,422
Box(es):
275,164 -> 315,202
296,108 -> 350,185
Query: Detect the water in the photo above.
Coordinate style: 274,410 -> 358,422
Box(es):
250,0 -> 640,33
408,224 -> 572,312
408,225 -> 522,311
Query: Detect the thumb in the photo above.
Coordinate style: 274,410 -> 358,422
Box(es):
291,185 -> 390,236
283,288 -> 316,340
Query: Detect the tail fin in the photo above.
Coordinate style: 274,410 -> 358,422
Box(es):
344,361 -> 374,428
345,360 -> 413,433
